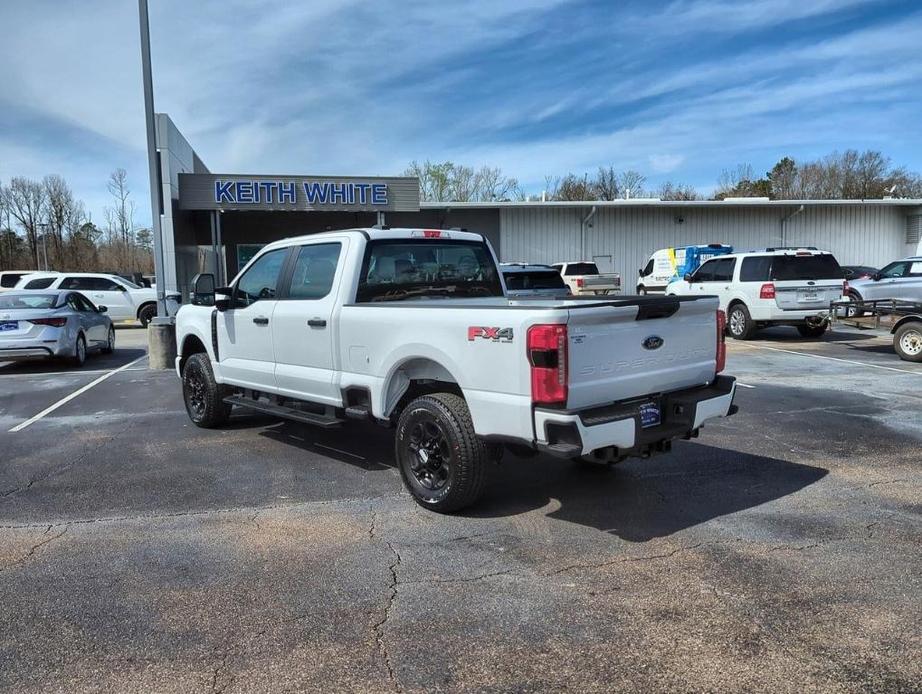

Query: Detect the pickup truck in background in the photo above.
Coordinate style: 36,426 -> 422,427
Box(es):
552,261 -> 622,296
175,228 -> 737,512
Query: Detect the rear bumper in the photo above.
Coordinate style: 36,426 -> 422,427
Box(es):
748,305 -> 832,322
0,346 -> 55,360
534,376 -> 737,458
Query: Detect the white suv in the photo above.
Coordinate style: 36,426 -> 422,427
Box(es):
666,248 -> 846,340
15,272 -> 159,326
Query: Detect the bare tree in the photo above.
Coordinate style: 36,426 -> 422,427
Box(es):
405,161 -> 520,202
618,170 -> 647,199
6,177 -> 46,269
657,181 -> 699,200
553,173 -> 594,201
593,166 -> 619,200
104,168 -> 137,270
474,166 -> 520,201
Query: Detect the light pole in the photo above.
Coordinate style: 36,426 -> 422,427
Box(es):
138,0 -> 176,370
38,222 -> 49,270
138,0 -> 167,319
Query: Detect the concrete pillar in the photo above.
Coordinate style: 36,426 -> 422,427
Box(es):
148,317 -> 177,370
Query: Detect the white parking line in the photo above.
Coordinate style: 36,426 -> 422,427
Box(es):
736,342 -> 922,376
736,383 -> 756,389
8,356 -> 148,432
0,366 -> 148,378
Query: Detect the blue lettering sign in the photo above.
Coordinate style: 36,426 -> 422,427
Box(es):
279,181 -> 297,203
329,183 -> 348,204
257,181 -> 277,203
215,180 -> 235,203
372,183 -> 388,205
354,183 -> 370,204
303,182 -> 330,204
236,181 -> 255,203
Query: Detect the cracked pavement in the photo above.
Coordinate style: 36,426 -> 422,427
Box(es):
0,326 -> 920,692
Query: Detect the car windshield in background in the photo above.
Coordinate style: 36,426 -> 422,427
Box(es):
357,240 -> 503,302
566,263 -> 599,275
120,278 -> 141,289
772,254 -> 843,280
0,294 -> 58,309
503,270 -> 567,291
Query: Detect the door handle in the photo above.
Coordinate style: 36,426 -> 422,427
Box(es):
308,318 -> 327,328
253,316 -> 269,325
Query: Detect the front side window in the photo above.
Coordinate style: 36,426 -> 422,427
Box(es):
91,277 -> 124,291
74,293 -> 97,312
25,277 -> 56,289
710,258 -> 736,282
878,261 -> 910,279
356,240 -> 502,302
287,244 -> 342,299
643,258 -> 654,276
234,248 -> 288,306
693,260 -> 717,282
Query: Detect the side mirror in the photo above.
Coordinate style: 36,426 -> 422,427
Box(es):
97,305 -> 108,313
684,272 -> 694,282
872,272 -> 882,281
191,273 -> 216,307
215,286 -> 233,312
638,268 -> 644,277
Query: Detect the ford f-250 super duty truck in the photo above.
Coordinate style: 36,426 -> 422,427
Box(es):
175,227 -> 738,512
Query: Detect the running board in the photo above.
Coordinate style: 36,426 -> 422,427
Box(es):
223,395 -> 344,428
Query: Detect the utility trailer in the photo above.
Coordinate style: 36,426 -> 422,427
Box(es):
830,298 -> 922,362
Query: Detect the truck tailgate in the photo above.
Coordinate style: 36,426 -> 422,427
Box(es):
565,296 -> 718,409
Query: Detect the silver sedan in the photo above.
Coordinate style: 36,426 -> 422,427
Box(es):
0,290 -> 115,366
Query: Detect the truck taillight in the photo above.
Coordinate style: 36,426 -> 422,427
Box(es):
759,282 -> 775,299
575,278 -> 584,288
716,310 -> 726,374
527,324 -> 568,405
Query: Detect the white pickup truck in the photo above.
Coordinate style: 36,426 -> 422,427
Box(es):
175,228 -> 737,512
552,261 -> 621,296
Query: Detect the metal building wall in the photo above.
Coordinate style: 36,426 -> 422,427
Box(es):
501,205 -> 909,287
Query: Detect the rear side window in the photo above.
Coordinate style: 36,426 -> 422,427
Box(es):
286,243 -> 341,299
740,256 -> 773,282
1,273 -> 25,288
24,277 -> 56,289
357,240 -> 502,302
0,294 -> 58,309
503,270 -> 567,291
565,263 -> 599,276
772,254 -> 842,280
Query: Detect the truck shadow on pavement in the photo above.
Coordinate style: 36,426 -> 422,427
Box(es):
470,443 -> 828,542
257,420 -> 827,542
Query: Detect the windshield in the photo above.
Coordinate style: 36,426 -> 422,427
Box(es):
565,262 -> 599,275
0,294 -> 58,309
356,240 -> 503,302
503,270 -> 567,291
771,254 -> 842,281
119,278 -> 141,289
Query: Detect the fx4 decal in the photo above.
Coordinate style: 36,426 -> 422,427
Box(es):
468,326 -> 514,342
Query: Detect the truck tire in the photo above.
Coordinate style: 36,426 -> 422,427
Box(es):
395,392 -> 488,513
637,285 -> 647,295
182,353 -> 232,428
894,323 -> 922,362
138,303 -> 157,328
797,323 -> 827,339
845,291 -> 866,318
727,303 -> 756,340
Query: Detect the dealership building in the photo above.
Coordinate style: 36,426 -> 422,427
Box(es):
154,114 -> 922,295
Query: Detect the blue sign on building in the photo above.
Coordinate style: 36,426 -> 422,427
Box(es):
214,179 -> 388,206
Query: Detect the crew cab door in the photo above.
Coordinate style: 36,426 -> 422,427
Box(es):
216,247 -> 289,391
271,241 -> 345,405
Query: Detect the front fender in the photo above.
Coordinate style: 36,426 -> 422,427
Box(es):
892,316 -> 922,334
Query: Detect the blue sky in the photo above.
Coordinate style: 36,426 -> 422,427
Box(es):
1,0 -> 921,225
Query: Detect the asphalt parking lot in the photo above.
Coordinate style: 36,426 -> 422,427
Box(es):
1,325 -> 920,693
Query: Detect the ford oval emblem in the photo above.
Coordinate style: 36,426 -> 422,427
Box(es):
642,335 -> 664,350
